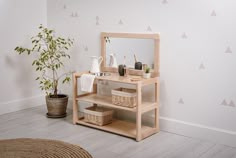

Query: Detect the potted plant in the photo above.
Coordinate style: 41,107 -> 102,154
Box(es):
143,66 -> 151,79
15,25 -> 74,118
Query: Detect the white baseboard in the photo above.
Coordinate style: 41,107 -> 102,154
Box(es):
0,95 -> 45,115
159,116 -> 236,147
67,98 -> 73,109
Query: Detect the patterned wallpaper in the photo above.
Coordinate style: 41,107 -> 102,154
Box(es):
48,0 -> 236,132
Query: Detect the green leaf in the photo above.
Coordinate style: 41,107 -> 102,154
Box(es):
32,60 -> 37,66
38,46 -> 41,52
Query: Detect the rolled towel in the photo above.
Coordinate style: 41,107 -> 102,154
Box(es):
80,74 -> 96,92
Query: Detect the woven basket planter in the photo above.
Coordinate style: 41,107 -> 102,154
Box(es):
84,106 -> 113,126
112,88 -> 137,108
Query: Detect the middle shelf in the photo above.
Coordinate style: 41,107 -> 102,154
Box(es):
76,94 -> 158,113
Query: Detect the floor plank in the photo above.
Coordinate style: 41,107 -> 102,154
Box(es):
199,144 -> 236,158
0,106 -> 235,158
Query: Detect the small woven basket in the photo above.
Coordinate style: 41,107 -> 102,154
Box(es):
84,106 -> 113,126
112,88 -> 137,108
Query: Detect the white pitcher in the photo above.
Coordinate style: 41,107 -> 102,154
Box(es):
90,56 -> 103,73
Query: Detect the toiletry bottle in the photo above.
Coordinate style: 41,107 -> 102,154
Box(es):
123,55 -> 127,77
124,65 -> 127,77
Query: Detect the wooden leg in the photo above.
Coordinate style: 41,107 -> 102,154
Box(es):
73,73 -> 78,124
136,83 -> 142,141
154,82 -> 160,131
155,107 -> 159,132
136,112 -> 142,141
73,101 -> 78,124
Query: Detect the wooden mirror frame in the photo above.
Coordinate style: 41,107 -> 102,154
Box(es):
101,32 -> 160,77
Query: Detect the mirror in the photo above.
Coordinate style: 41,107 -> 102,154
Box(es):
105,38 -> 154,69
101,32 -> 160,77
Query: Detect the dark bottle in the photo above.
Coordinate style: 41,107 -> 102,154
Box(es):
118,64 -> 126,76
134,54 -> 142,70
135,62 -> 142,70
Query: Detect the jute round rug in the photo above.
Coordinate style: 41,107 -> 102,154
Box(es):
0,138 -> 92,158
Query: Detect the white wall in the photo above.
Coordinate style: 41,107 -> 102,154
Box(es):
0,0 -> 47,115
47,0 -> 236,146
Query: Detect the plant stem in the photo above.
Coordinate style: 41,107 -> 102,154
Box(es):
53,79 -> 58,96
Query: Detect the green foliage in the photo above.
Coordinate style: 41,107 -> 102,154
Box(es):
15,24 -> 74,96
145,66 -> 150,73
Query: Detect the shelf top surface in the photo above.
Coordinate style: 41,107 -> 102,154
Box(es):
74,72 -> 158,85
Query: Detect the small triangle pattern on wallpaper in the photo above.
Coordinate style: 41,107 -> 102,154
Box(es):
221,99 -> 235,107
178,98 -> 184,104
147,26 -> 152,32
229,101 -> 235,107
118,19 -> 123,25
225,46 -> 232,53
96,16 -> 100,25
181,32 -> 188,39
199,63 -> 205,70
84,46 -> 88,52
211,10 -> 216,16
221,99 -> 228,106
71,12 -> 78,18
162,0 -> 168,4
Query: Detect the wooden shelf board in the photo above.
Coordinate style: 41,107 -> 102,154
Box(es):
76,119 -> 154,139
76,94 -> 157,113
94,73 -> 157,86
96,74 -> 140,85
142,103 -> 158,113
77,94 -> 136,112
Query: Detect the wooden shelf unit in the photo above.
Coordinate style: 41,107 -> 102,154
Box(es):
72,72 -> 160,141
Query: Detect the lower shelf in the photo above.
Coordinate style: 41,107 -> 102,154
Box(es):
76,118 -> 158,140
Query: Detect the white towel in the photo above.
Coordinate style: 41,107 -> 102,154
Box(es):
80,74 -> 96,92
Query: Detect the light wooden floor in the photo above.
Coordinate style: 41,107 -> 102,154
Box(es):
0,106 -> 236,158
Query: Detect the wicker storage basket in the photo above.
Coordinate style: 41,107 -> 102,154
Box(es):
84,106 -> 113,126
112,88 -> 137,108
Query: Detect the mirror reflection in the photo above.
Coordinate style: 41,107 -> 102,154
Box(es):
105,38 -> 155,69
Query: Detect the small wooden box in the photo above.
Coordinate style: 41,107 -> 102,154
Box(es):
112,88 -> 137,108
84,106 -> 113,126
